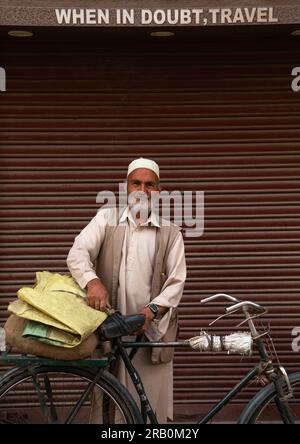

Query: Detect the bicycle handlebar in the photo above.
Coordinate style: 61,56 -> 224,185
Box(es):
201,293 -> 240,304
200,293 -> 266,322
226,300 -> 265,314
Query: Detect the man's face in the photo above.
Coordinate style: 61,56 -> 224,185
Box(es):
127,168 -> 160,218
127,168 -> 159,197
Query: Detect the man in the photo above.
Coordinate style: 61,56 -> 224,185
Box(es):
67,157 -> 186,422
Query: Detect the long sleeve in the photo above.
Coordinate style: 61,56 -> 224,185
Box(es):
146,230 -> 186,341
152,231 -> 186,308
66,209 -> 108,289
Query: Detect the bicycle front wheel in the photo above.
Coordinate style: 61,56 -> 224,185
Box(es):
239,372 -> 300,424
0,365 -> 143,424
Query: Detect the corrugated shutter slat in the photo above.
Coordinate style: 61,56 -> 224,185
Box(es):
1,32 -> 300,422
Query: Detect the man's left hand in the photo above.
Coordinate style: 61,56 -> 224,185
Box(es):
136,306 -> 155,334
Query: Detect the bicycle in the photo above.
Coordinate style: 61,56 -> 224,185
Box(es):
0,293 -> 299,424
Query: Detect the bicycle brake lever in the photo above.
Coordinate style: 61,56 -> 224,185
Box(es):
208,311 -> 235,326
235,310 -> 268,328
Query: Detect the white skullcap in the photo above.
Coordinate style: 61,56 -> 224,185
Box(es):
127,157 -> 160,178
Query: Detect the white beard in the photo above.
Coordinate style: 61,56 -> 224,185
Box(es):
128,192 -> 150,222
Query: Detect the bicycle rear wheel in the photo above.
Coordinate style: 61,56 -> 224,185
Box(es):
239,372 -> 300,424
0,366 -> 143,424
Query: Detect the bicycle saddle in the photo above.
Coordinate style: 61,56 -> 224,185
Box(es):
99,312 -> 146,339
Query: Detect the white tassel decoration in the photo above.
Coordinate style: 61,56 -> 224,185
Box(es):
188,331 -> 252,355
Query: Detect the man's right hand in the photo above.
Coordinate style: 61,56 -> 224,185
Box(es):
86,278 -> 111,311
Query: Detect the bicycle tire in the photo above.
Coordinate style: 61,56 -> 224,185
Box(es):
239,371 -> 300,424
0,365 -> 143,424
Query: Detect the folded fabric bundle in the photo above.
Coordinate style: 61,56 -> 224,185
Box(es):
22,319 -> 81,347
8,271 -> 107,348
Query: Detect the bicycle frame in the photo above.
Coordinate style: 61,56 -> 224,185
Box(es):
0,298 -> 296,424
117,323 -> 295,424
116,338 -> 261,424
0,334 -> 295,424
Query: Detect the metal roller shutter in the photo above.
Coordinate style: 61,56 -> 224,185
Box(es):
1,27 -> 300,422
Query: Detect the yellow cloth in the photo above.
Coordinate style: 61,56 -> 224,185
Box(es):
8,271 -> 107,348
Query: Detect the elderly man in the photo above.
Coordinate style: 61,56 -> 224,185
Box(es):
67,157 -> 186,423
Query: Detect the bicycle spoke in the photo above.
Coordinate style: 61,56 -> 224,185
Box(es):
0,366 -> 142,424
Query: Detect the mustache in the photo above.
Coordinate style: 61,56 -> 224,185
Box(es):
128,190 -> 159,203
128,191 -> 149,207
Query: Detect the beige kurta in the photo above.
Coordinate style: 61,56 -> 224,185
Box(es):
67,206 -> 186,422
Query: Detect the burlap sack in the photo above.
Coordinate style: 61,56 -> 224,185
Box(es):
4,314 -> 99,360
